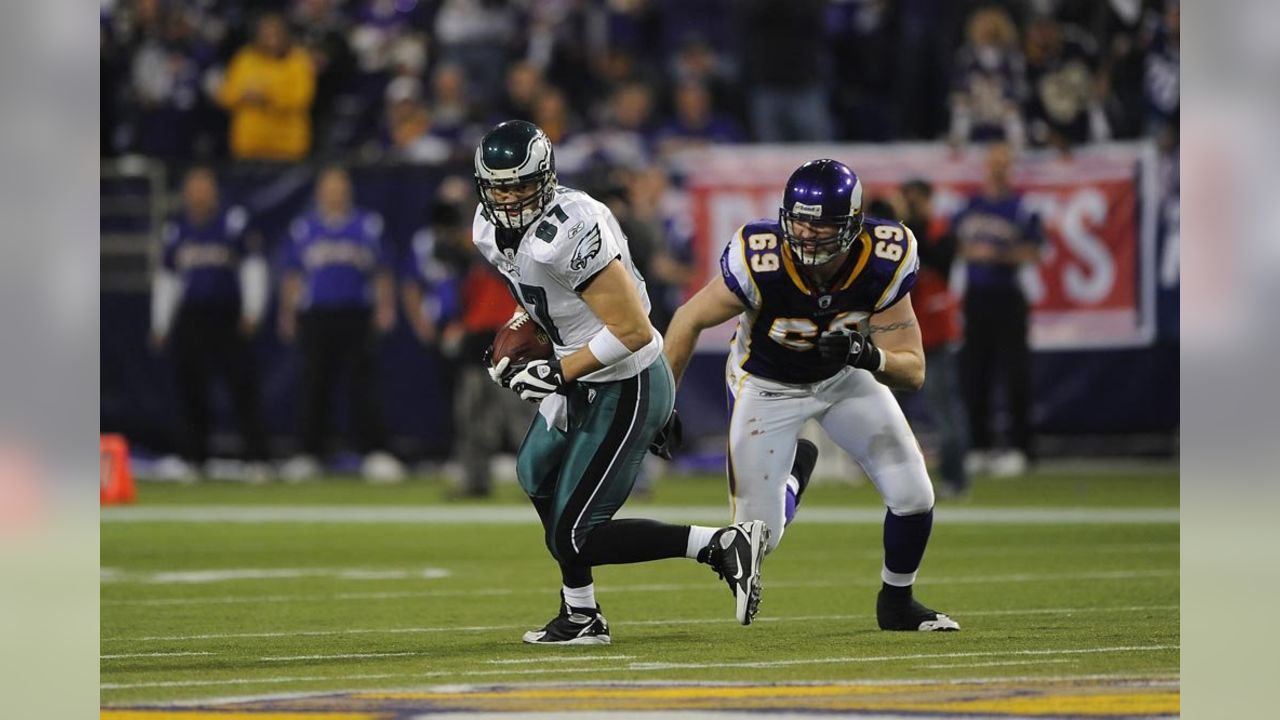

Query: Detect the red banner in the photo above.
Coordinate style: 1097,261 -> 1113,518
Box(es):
676,142 -> 1158,351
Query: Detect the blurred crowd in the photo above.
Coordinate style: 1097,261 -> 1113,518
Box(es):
102,0 -> 1180,164
112,0 -> 1179,489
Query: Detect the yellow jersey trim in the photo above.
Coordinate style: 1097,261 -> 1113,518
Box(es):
736,227 -> 760,369
839,232 -> 874,291
737,226 -> 763,305
779,242 -> 812,295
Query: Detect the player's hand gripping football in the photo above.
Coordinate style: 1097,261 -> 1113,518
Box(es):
648,410 -> 683,460
509,358 -> 568,402
817,329 -> 883,372
482,346 -> 517,388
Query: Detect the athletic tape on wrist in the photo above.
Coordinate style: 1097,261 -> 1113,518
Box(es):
587,326 -> 635,366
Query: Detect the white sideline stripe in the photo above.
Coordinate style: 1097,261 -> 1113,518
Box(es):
103,569 -> 1178,607
260,652 -> 422,662
920,658 -> 1077,669
486,655 -> 636,665
100,645 -> 1178,691
100,566 -> 451,585
102,603 -> 1177,643
100,651 -> 216,660
100,504 -> 1180,525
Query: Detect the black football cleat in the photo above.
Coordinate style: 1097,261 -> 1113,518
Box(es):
877,586 -> 960,631
522,593 -> 611,645
706,520 -> 769,625
791,439 -> 819,506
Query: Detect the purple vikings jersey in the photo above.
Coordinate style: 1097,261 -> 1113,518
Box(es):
285,210 -> 388,309
161,206 -> 250,307
721,216 -> 919,385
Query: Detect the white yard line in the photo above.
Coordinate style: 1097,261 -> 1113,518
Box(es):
919,658 -> 1078,669
100,566 -> 451,585
102,603 -> 1177,644
103,569 -> 1178,607
486,655 -> 637,665
100,645 -> 1178,692
101,673 -> 403,690
101,504 -> 1180,525
260,652 -> 424,662
100,651 -> 216,660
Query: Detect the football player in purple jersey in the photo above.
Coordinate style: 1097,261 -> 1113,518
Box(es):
665,159 -> 959,632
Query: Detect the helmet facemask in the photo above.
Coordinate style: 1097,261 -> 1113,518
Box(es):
476,171 -> 556,231
779,208 -> 862,266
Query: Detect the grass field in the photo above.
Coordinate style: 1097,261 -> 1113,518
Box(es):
101,468 -> 1179,717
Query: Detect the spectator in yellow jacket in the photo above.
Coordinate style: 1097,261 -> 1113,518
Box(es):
218,14 -> 316,161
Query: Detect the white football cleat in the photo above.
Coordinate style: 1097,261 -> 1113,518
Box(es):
706,520 -> 769,625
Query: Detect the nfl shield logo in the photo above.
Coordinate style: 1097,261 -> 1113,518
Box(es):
818,295 -> 832,309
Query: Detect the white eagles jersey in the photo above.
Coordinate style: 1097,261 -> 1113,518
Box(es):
472,186 -> 662,383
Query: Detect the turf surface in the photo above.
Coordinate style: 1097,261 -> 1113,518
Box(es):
101,469 -> 1178,708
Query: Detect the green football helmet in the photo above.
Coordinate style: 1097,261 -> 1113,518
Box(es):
474,120 -> 557,231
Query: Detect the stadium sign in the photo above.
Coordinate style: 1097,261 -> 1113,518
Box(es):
677,142 -> 1159,351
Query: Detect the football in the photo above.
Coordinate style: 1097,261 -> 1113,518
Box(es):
491,311 -> 554,369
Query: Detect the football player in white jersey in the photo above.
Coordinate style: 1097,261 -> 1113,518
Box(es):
664,159 -> 959,632
471,120 -> 770,644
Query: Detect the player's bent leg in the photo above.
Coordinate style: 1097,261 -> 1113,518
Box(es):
514,404 -> 614,644
819,370 -> 958,631
725,371 -> 815,555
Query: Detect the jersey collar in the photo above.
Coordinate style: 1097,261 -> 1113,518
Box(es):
780,232 -> 872,296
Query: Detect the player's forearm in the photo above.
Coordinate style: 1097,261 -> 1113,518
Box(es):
561,320 -> 653,382
560,346 -> 607,383
877,349 -> 926,391
867,308 -> 926,391
663,306 -> 702,387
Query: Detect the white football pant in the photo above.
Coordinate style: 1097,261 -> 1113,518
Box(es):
725,362 -> 934,553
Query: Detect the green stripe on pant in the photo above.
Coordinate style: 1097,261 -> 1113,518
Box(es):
516,356 -> 676,563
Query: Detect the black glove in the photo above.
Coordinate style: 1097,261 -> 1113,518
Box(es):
509,358 -> 567,402
817,330 -> 883,372
649,410 -> 683,460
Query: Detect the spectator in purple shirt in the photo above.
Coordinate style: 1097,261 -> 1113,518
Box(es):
953,142 -> 1043,477
150,167 -> 269,480
277,166 -> 405,484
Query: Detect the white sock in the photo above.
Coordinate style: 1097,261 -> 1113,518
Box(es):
686,525 -> 718,559
785,475 -> 800,495
881,565 -> 918,587
562,583 -> 596,610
